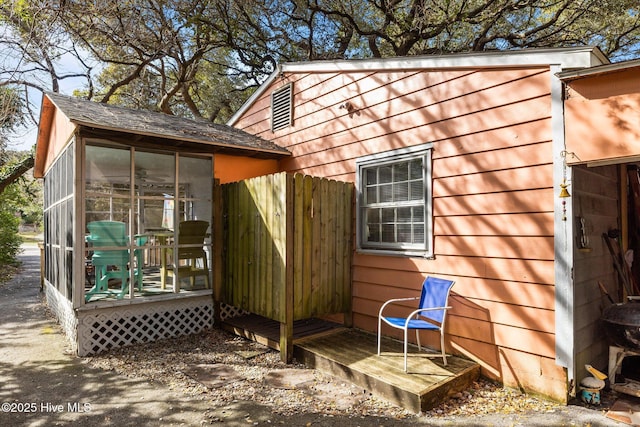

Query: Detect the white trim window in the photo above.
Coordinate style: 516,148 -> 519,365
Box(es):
356,143 -> 433,257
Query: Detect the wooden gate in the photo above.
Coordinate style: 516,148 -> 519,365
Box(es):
216,172 -> 353,360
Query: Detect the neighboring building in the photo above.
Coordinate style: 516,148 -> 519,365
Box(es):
228,46 -> 640,401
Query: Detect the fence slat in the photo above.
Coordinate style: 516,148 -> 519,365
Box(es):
299,174 -> 313,319
292,174 -> 304,318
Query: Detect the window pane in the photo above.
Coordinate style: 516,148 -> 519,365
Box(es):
409,158 -> 423,180
381,208 -> 395,223
179,155 -> 212,223
394,181 -> 409,201
366,186 -> 377,204
409,181 -> 423,200
379,165 -> 392,183
397,207 -> 412,223
85,145 -> 131,224
86,145 -> 131,190
368,224 -> 380,242
397,224 -> 412,243
394,162 -> 408,181
382,224 -> 395,242
366,208 -> 380,223
366,169 -> 377,185
135,151 -> 175,196
379,183 -> 393,203
413,224 -> 425,243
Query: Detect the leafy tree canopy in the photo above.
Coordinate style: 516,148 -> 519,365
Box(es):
0,0 -> 636,266
0,0 -> 639,177
54,0 -> 640,122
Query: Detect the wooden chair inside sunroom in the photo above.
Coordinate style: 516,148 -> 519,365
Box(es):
161,220 -> 210,290
377,275 -> 455,372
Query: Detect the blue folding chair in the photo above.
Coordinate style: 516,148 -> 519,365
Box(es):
377,276 -> 455,372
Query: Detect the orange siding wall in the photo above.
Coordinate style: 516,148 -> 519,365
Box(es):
565,68 -> 640,165
214,154 -> 280,184
43,107 -> 77,174
234,67 -> 566,400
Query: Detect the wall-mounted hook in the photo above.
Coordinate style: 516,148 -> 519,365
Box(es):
339,101 -> 360,118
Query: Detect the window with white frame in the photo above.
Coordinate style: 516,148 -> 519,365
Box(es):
356,143 -> 433,257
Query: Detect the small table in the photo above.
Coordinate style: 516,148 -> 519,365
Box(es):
137,230 -> 175,290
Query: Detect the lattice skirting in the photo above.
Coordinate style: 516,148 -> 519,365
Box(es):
77,295 -> 213,356
44,281 -> 78,353
219,302 -> 249,321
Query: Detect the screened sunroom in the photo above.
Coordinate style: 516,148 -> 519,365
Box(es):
35,93 -> 288,356
81,145 -> 214,301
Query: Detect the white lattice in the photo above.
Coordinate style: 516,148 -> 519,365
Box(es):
219,302 -> 249,321
44,281 -> 78,353
77,296 -> 213,356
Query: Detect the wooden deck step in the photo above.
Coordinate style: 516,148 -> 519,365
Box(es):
221,315 -> 480,413
221,314 -> 344,350
294,328 -> 480,413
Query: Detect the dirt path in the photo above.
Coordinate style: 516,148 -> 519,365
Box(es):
0,244 -> 627,426
0,245 -> 224,426
0,246 -> 415,426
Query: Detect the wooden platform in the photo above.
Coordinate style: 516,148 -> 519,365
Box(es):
221,313 -> 345,349
222,315 -> 480,413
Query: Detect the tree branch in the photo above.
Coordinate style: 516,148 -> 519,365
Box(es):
0,154 -> 34,194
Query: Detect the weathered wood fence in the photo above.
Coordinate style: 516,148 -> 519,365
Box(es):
216,172 -> 353,360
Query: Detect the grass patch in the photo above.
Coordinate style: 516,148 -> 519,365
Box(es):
19,232 -> 43,245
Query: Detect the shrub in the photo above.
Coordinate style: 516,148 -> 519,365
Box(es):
0,198 -> 22,265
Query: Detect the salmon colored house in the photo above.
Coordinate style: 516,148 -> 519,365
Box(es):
227,46 -> 640,402
35,46 -> 640,404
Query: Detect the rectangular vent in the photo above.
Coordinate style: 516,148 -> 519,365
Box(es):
271,83 -> 293,132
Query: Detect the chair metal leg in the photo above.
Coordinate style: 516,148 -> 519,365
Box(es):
377,317 -> 382,355
404,327 -> 409,372
440,331 -> 447,366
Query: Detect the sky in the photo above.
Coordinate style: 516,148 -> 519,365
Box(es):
3,30 -> 96,153
8,77 -> 84,152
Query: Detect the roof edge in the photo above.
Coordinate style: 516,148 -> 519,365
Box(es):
557,58 -> 640,82
71,118 -> 291,156
33,94 -> 57,178
44,92 -> 290,158
227,65 -> 282,126
228,47 -> 609,126
281,46 -> 608,73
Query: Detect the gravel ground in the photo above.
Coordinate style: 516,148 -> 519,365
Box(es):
86,327 -> 567,423
5,245 -> 624,426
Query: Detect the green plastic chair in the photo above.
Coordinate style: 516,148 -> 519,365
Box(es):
85,221 -> 132,300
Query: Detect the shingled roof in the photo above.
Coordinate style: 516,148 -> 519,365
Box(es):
40,92 -> 289,157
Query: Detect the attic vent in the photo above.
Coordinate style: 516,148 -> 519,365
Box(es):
271,83 -> 293,132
